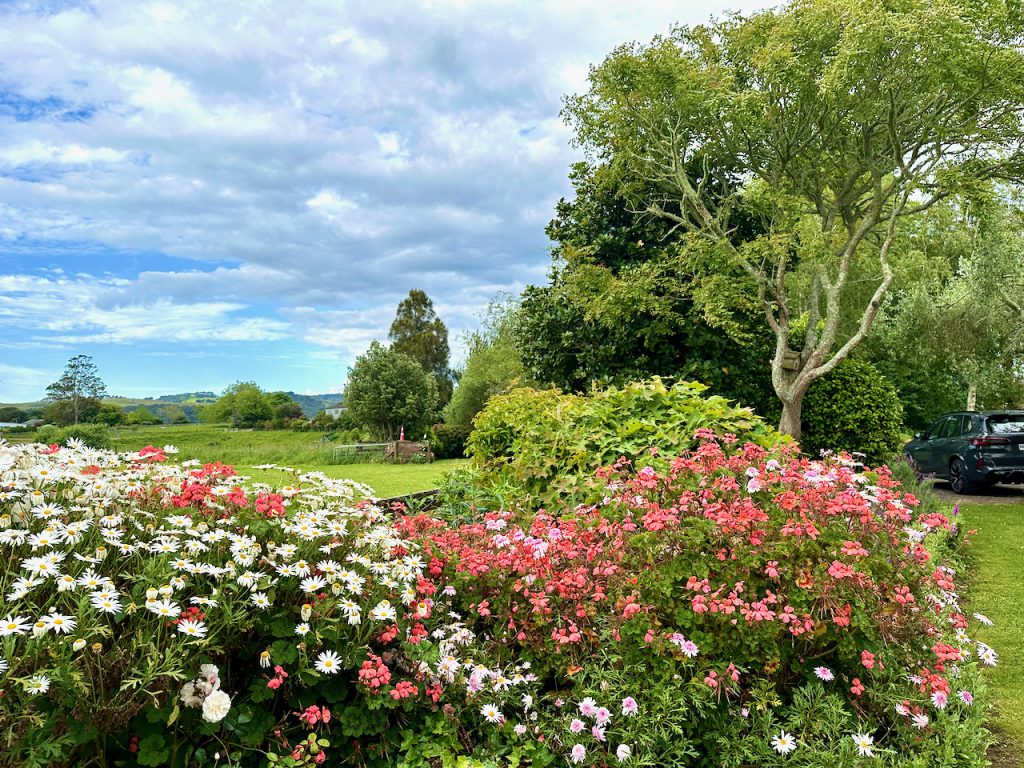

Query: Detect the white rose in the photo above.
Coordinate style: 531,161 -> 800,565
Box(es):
201,690 -> 232,723
199,664 -> 220,689
179,682 -> 203,708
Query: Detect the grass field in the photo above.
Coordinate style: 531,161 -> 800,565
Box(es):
5,424 -> 466,498
960,501 -> 1024,765
246,462 -> 467,497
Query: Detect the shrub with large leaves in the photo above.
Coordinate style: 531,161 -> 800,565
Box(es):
466,377 -> 785,503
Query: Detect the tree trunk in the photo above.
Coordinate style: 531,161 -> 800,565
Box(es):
778,391 -> 805,439
966,382 -> 977,411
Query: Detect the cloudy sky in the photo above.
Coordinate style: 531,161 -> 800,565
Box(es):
0,0 -> 773,402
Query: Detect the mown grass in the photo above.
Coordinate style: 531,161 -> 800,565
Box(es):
960,501 -> 1024,764
6,424 -> 465,498
245,462 -> 466,497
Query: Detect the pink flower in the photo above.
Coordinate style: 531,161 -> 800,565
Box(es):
931,691 -> 948,710
570,744 -> 586,764
621,697 -> 638,716
813,666 -> 834,681
958,690 -> 974,706
579,697 -> 597,717
569,718 -> 585,734
594,707 -> 611,725
592,725 -> 606,742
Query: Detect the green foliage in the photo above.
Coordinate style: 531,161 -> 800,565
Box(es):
389,289 -> 454,406
445,300 -> 527,429
515,162 -> 777,420
43,398 -> 101,427
561,0 -> 1024,432
0,406 -> 28,423
344,341 -> 439,441
467,377 -> 785,503
429,423 -> 471,460
800,360 -> 904,465
93,402 -> 126,426
201,382 -> 282,428
44,355 -> 107,425
126,406 -> 163,425
35,423 -> 112,449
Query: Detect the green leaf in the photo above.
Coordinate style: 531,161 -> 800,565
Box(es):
137,734 -> 170,767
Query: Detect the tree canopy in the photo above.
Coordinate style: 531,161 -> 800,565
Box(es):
44,355 -> 107,425
343,341 -> 439,441
388,289 -> 453,406
563,0 -> 1024,436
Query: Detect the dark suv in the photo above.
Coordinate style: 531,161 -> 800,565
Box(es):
904,411 -> 1024,493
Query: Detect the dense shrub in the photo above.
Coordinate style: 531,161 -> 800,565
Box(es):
34,423 -> 111,449
0,435 -> 995,766
403,433 -> 994,765
467,378 -> 785,503
429,423 -> 471,459
0,442 -> 448,767
801,359 -> 904,464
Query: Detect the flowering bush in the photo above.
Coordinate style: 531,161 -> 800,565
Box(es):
0,433 -> 997,767
0,440 -> 475,767
402,432 -> 996,765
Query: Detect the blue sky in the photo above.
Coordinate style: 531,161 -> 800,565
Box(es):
0,0 -> 773,402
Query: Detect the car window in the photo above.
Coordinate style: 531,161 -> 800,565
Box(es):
926,418 -> 945,439
939,415 -> 966,438
954,415 -> 971,436
987,415 -> 1024,434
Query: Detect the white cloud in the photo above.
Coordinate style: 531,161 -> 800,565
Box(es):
0,0 -> 779,395
0,272 -> 289,345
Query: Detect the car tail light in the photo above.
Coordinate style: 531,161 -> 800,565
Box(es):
971,436 -> 1010,447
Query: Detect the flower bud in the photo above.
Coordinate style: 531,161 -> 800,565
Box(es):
159,585 -> 173,597
146,588 -> 159,600
92,642 -> 103,653
73,638 -> 87,652
301,603 -> 312,621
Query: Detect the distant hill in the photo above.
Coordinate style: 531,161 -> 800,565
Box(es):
1,391 -> 341,421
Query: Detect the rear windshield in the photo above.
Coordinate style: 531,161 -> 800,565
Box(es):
987,415 -> 1024,434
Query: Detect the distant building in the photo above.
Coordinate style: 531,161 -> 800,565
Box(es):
0,421 -> 24,428
325,403 -> 346,419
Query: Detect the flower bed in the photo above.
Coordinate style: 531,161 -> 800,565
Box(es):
0,435 -> 997,767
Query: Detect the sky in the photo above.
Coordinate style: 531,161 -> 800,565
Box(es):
0,0 -> 775,403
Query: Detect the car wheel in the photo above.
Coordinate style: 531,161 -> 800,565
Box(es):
949,458 -> 979,494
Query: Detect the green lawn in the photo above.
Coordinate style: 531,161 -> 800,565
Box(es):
6,424 -> 466,498
245,461 -> 466,497
961,501 -> 1024,762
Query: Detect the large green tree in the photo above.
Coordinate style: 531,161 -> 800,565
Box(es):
516,162 -> 779,419
445,299 -> 528,429
45,355 -> 107,425
564,0 -> 1024,437
344,342 -> 439,441
201,382 -> 274,428
388,289 -> 453,406
870,194 -> 1024,417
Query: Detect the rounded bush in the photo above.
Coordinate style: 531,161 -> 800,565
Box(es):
801,359 -> 904,464
403,434 -> 993,765
430,423 -> 472,459
34,423 -> 111,449
467,377 -> 785,503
